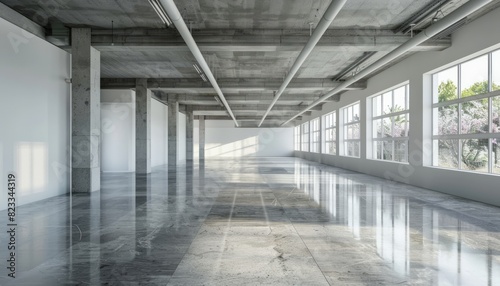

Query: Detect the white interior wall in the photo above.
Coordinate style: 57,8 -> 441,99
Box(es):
295,6 -> 500,207
100,90 -> 135,172
0,17 -> 70,209
151,99 -> 168,167
195,120 -> 293,158
177,112 -> 187,164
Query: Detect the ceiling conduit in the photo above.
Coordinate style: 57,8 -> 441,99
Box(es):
258,0 -> 347,127
282,0 -> 492,126
158,0 -> 239,126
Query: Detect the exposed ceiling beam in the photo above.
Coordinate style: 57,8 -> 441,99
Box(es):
101,78 -> 367,92
156,93 -> 335,104
190,105 -> 321,112
196,115 -> 302,121
91,28 -> 451,52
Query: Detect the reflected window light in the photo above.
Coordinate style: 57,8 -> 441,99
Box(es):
17,142 -> 48,195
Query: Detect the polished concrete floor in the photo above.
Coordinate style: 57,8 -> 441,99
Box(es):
1,157 -> 500,285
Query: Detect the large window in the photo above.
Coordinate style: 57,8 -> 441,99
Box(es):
294,125 -> 301,151
311,118 -> 320,153
301,122 -> 310,152
323,111 -> 337,155
342,102 -> 360,157
371,84 -> 410,162
432,50 -> 500,174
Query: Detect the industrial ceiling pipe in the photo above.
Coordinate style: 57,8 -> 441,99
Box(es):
158,0 -> 239,126
282,0 -> 493,126
258,0 -> 347,127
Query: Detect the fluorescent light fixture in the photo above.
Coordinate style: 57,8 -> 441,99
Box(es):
193,63 -> 208,82
149,0 -> 172,26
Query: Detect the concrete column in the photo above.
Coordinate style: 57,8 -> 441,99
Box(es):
199,115 -> 205,161
135,78 -> 151,174
186,106 -> 194,162
71,28 -> 100,193
168,96 -> 178,166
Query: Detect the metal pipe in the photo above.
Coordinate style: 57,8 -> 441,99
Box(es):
282,0 -> 493,126
258,0 -> 347,127
158,0 -> 239,126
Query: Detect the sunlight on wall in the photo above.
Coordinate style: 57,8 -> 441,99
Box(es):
17,142 -> 48,195
206,136 -> 259,158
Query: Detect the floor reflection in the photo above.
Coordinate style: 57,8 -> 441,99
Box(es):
0,158 -> 499,284
294,160 -> 500,284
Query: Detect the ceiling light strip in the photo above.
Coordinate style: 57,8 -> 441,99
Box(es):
148,0 -> 172,26
282,0 -> 493,126
158,0 -> 239,126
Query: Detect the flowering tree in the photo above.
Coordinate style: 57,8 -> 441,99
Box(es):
437,80 -> 500,170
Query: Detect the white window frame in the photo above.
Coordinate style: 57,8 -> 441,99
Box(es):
370,83 -> 410,163
341,102 -> 361,158
431,49 -> 500,174
323,111 -> 337,155
301,122 -> 310,152
311,118 -> 320,153
294,125 -> 301,151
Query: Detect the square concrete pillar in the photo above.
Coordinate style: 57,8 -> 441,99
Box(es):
199,115 -> 205,161
71,28 -> 100,193
136,78 -> 151,174
168,96 -> 178,166
186,106 -> 194,162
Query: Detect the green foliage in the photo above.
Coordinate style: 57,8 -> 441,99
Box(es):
438,80 -> 457,102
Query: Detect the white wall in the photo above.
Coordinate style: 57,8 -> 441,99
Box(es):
295,6 -> 500,207
177,112 -> 187,164
0,17 -> 70,209
151,99 -> 168,167
194,120 -> 294,158
100,90 -> 135,172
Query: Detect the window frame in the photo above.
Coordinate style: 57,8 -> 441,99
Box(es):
301,122 -> 310,152
323,111 -> 337,155
341,102 -> 361,158
370,83 -> 410,163
431,49 -> 500,174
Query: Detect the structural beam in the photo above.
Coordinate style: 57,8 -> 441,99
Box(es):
71,28 -> 101,193
196,115 -> 302,121
190,105 -> 321,112
168,95 -> 178,166
101,78 -> 367,92
198,116 -> 205,161
91,28 -> 451,52
135,78 -> 151,174
186,106 -> 194,162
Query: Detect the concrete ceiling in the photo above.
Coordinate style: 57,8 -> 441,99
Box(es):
2,0 -> 494,127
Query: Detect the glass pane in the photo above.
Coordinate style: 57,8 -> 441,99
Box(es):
461,139 -> 489,173
461,99 -> 488,134
373,119 -> 382,139
394,140 -> 408,162
352,123 -> 360,139
493,50 -> 500,91
393,114 -> 408,138
353,104 -> 359,122
332,113 -> 336,127
383,92 -> 393,114
433,66 -> 458,103
393,86 -> 407,111
383,117 -> 392,138
375,141 -> 383,160
493,137 -> 500,174
347,106 -> 352,122
493,96 -> 500,133
437,105 -> 458,135
373,95 -> 382,117
436,139 -> 459,169
461,55 -> 489,97
353,141 -> 360,158
383,141 -> 394,161
347,125 -> 353,140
